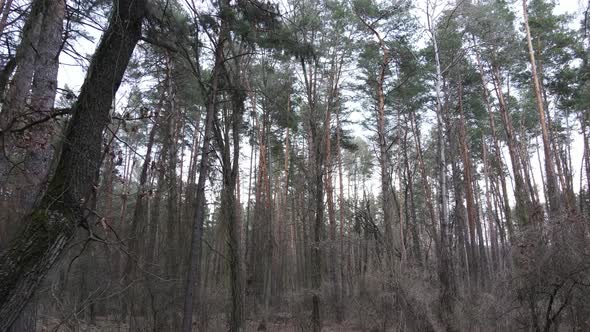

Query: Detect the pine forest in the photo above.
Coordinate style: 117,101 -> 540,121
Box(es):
1,0 -> 590,331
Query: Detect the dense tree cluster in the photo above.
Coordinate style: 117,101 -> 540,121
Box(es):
0,0 -> 589,331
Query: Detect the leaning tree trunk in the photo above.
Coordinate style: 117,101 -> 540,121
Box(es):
523,0 -> 561,217
473,48 -> 514,240
0,0 -> 146,329
491,64 -> 532,226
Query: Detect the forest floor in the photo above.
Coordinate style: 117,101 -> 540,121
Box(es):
39,316 -> 367,331
243,320 -> 365,331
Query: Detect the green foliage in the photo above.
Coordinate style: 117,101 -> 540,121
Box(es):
463,0 -> 519,66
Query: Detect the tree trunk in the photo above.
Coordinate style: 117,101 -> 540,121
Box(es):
491,64 -> 533,226
403,128 -> 422,266
428,13 -> 454,321
409,111 -> 439,252
0,0 -> 42,124
457,79 -> 479,283
181,6 -> 227,329
125,110 -> 159,330
0,0 -> 64,223
474,48 -> 513,240
0,0 -> 13,36
164,56 -> 179,280
523,0 -> 560,216
0,1 -> 64,330
301,52 -> 323,332
22,0 -> 65,207
483,141 -> 502,269
336,109 -> 347,296
324,50 -> 344,322
0,0 -> 146,328
224,86 -> 245,332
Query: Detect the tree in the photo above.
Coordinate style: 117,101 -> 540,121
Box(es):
523,0 -> 561,216
0,0 -> 146,328
181,4 -> 227,330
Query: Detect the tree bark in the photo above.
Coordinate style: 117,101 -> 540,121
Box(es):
402,125 -> 422,266
21,0 -> 65,207
221,84 -> 246,332
0,1 -> 64,330
181,7 -> 227,329
0,0 -> 13,36
164,55 -> 179,280
0,0 -> 42,123
457,79 -> 479,283
0,0 -> 146,328
0,0 -> 56,207
125,109 -> 159,330
427,8 -> 454,320
491,64 -> 532,226
301,52 -> 323,332
523,0 -> 560,216
474,48 -> 514,239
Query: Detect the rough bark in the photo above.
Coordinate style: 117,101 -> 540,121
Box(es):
220,84 -> 245,332
0,0 -> 146,328
21,0 -> 65,212
0,1 -> 64,330
301,52 -> 323,332
0,0 -> 42,124
0,0 -> 43,215
0,0 -> 13,36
